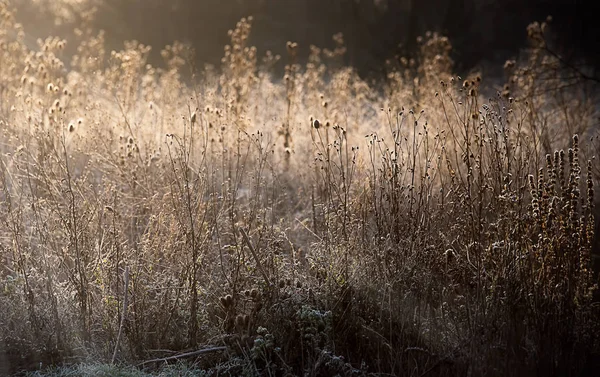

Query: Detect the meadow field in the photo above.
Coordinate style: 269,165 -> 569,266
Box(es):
0,2 -> 599,376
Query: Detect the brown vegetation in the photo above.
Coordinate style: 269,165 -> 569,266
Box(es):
0,3 -> 599,376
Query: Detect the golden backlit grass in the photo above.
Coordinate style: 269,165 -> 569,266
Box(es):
1,4 -> 599,377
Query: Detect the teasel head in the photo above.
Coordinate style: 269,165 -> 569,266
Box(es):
573,143 -> 582,177
538,168 -> 545,203
569,173 -> 580,226
528,174 -> 536,197
529,175 -> 540,217
220,294 -> 234,309
532,197 -> 540,218
545,153 -> 553,172
568,148 -> 574,170
548,153 -> 557,195
559,150 -> 569,199
577,220 -> 586,250
234,314 -> 249,331
586,160 -> 594,209
286,41 -> 298,58
546,196 -> 556,228
585,213 -> 595,250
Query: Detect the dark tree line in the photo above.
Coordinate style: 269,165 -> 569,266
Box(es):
15,0 -> 599,77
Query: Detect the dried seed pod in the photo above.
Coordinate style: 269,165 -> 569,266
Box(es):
220,294 -> 234,308
234,314 -> 245,329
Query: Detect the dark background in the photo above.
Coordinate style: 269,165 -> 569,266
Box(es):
15,0 -> 600,78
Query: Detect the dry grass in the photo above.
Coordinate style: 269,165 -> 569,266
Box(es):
1,3 -> 599,377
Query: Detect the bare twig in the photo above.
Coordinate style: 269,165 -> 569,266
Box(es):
541,45 -> 600,85
238,227 -> 271,287
136,346 -> 227,366
112,266 -> 130,364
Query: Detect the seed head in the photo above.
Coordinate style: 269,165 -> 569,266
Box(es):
286,41 -> 298,56
528,174 -> 536,191
234,314 -> 245,328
